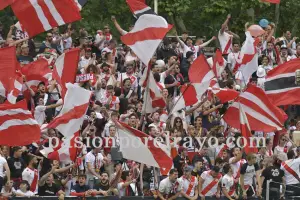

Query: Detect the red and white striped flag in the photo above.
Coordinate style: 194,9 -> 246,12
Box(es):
233,31 -> 258,85
52,48 -> 80,99
0,100 -> 40,146
11,0 -> 81,37
126,0 -> 156,18
0,46 -> 23,104
117,121 -> 173,175
0,0 -> 14,10
121,14 -> 172,66
208,87 -> 239,103
21,58 -> 52,92
223,84 -> 287,132
207,49 -> 227,78
172,54 -> 214,112
40,132 -> 80,164
265,58 -> 300,106
45,83 -> 91,138
140,65 -> 166,113
239,103 -> 258,154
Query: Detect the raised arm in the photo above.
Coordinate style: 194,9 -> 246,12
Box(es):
111,16 -> 128,36
221,14 -> 231,34
199,36 -> 217,48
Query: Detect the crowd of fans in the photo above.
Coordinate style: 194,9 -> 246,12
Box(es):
0,13 -> 300,200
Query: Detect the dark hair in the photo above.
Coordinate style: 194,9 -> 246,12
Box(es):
78,174 -> 87,179
121,171 -> 130,181
106,85 -> 114,90
122,78 -> 131,85
153,72 -> 160,82
215,157 -> 224,165
223,163 -> 231,174
20,180 -> 30,190
287,150 -> 295,159
129,113 -> 138,119
211,166 -> 220,173
111,111 -> 119,117
101,171 -> 109,177
169,168 -> 178,175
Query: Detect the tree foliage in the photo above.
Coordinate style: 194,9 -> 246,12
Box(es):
0,0 -> 300,42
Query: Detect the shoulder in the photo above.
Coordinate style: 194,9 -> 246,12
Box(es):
240,163 -> 249,174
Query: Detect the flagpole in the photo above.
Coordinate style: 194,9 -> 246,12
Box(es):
154,0 -> 158,14
139,64 -> 151,132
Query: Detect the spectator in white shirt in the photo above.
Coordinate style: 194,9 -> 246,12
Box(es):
34,97 -> 63,126
15,180 -> 35,197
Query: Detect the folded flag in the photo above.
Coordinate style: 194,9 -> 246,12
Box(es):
0,100 -> 40,146
45,83 -> 92,138
223,84 -> 287,132
117,121 -> 173,175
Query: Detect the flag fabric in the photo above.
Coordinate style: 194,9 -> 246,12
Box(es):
265,58 -> 300,106
0,100 -> 40,146
239,103 -> 258,154
140,65 -> 166,113
52,48 -> 80,99
0,0 -> 13,10
189,54 -> 215,84
207,49 -> 227,78
121,14 -> 172,66
172,54 -> 214,112
261,0 -> 280,4
126,0 -> 155,18
0,46 -> 23,104
21,58 -> 52,92
45,83 -> 91,138
223,84 -> 287,132
117,121 -> 173,175
40,132 -> 80,164
11,0 -> 81,37
208,87 -> 239,103
233,31 -> 258,85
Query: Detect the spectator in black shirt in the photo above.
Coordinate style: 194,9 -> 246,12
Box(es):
38,165 -> 65,199
260,157 -> 285,200
17,43 -> 33,66
7,147 -> 25,189
191,159 -> 205,180
94,171 -> 118,196
70,174 -> 99,197
173,147 -> 192,177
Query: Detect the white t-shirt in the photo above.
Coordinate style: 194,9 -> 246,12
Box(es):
117,73 -> 138,89
16,189 -> 35,197
281,157 -> 300,185
218,30 -> 232,54
158,177 -> 180,196
0,156 -> 7,177
78,56 -> 91,70
229,157 -> 246,179
221,174 -> 234,194
22,167 -> 39,194
200,171 -> 222,196
227,52 -> 240,71
85,151 -> 104,180
178,176 -> 198,197
34,105 -> 46,126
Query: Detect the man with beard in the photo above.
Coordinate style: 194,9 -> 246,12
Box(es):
95,78 -> 107,104
22,156 -> 39,194
117,64 -> 138,92
38,165 -> 65,199
99,62 -> 111,82
94,171 -> 118,196
157,169 -> 180,200
173,147 -> 192,178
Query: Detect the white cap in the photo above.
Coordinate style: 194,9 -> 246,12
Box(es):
235,85 -> 241,91
155,60 -> 165,68
256,67 -> 266,78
